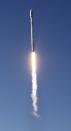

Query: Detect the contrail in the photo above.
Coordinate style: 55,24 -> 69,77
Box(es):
31,51 -> 38,116
30,9 -> 39,117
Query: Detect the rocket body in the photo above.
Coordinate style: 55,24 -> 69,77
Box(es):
30,9 -> 35,52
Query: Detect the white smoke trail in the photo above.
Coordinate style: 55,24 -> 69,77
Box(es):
31,51 -> 38,117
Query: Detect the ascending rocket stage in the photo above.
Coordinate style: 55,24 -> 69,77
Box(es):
30,9 -> 35,52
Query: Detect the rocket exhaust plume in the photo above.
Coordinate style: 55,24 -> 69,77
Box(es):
31,51 -> 38,117
30,9 -> 39,117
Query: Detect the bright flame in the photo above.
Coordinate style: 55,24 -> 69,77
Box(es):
31,51 -> 38,116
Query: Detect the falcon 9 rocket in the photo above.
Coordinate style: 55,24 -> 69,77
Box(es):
30,9 -> 35,52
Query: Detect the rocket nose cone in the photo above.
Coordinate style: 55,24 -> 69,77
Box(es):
30,9 -> 33,18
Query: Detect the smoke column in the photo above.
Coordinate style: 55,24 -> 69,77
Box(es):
31,51 -> 38,117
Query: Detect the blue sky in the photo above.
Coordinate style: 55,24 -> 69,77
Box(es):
0,0 -> 71,131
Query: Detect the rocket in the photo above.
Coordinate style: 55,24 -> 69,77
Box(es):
30,9 -> 35,52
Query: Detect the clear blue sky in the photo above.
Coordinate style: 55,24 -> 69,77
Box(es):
0,0 -> 71,130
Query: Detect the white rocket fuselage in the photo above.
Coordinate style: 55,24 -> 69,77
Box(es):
30,9 -> 35,52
